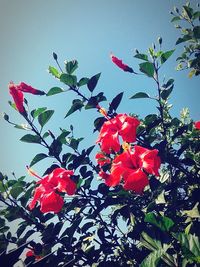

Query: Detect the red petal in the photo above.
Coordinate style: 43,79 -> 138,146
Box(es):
123,169 -> 149,194
40,191 -> 64,213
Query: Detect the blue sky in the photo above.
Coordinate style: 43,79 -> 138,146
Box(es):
0,0 -> 199,177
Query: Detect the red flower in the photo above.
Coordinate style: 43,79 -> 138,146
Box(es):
28,168 -> 76,213
26,250 -> 42,260
96,114 -> 140,154
194,121 -> 200,130
95,152 -> 111,166
99,145 -> 161,194
110,53 -> 133,73
9,83 -> 25,113
18,82 -> 45,95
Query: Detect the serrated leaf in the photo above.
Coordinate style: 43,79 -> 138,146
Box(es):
134,53 -> 148,61
130,92 -> 150,99
160,49 -> 175,64
78,77 -> 89,87
60,73 -> 77,87
46,87 -> 64,96
30,153 -> 48,167
31,107 -> 47,118
48,66 -> 60,78
65,60 -> 78,74
65,99 -> 84,118
109,92 -> 123,111
20,134 -> 41,144
139,62 -> 154,77
38,110 -> 54,128
87,73 -> 101,92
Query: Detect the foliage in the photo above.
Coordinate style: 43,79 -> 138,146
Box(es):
0,2 -> 200,267
171,2 -> 200,77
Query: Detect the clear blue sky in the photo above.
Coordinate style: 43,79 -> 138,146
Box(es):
0,0 -> 199,177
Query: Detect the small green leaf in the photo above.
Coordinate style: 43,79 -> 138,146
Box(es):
65,60 -> 78,74
183,5 -> 193,19
48,66 -> 60,78
38,110 -> 54,128
20,134 -> 41,144
134,53 -> 148,61
78,77 -> 89,87
31,107 -> 47,118
30,153 -> 48,167
139,62 -> 154,77
160,49 -> 175,64
65,99 -> 84,118
46,87 -> 64,96
60,73 -> 77,87
171,16 -> 181,22
87,73 -> 101,92
130,92 -> 150,99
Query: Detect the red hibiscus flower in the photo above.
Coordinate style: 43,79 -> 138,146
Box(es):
95,152 -> 111,166
28,168 -> 76,213
96,114 -> 140,154
9,83 -> 25,113
110,53 -> 134,73
194,121 -> 200,130
99,145 -> 161,194
18,82 -> 45,95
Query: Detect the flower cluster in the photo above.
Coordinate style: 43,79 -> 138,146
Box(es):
96,114 -> 161,194
96,114 -> 140,154
9,82 -> 45,114
28,168 -> 76,213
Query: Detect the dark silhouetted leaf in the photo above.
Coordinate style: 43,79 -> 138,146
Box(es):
109,92 -> 123,112
87,73 -> 101,92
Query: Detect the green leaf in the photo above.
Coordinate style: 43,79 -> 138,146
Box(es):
134,53 -> 148,61
65,99 -> 84,118
183,5 -> 193,19
87,73 -> 101,92
139,62 -> 154,77
171,16 -> 181,22
160,49 -> 175,64
60,73 -> 77,87
109,92 -> 123,111
161,87 -> 173,100
38,110 -> 54,128
193,11 -> 200,20
144,212 -> 174,232
10,186 -> 24,198
65,60 -> 78,74
30,153 -> 48,167
140,250 -> 162,267
31,107 -> 47,118
176,35 -> 192,45
48,66 -> 60,78
46,87 -> 64,96
78,77 -> 89,87
130,92 -> 150,99
85,92 -> 106,109
20,134 -> 41,144
193,26 -> 200,39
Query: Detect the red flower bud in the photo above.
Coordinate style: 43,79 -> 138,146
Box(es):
9,82 -> 25,113
194,121 -> 200,130
110,53 -> 133,73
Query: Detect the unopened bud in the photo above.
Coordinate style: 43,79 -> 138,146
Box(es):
53,52 -> 58,61
3,113 -> 9,121
158,37 -> 162,45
